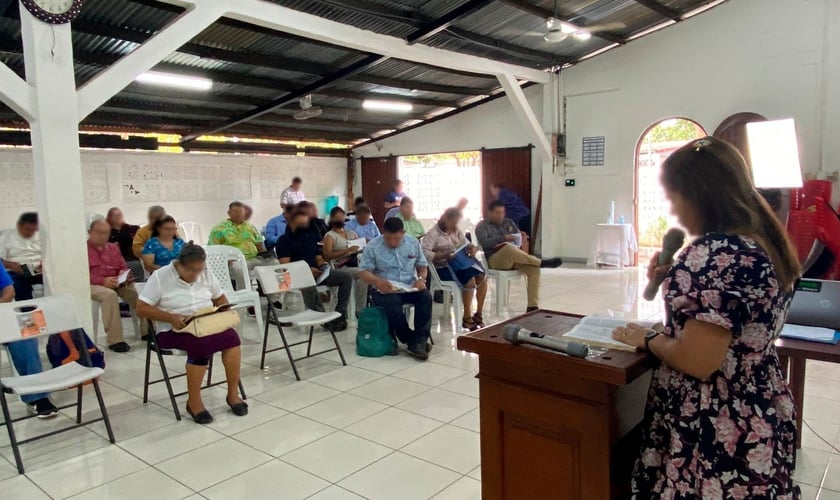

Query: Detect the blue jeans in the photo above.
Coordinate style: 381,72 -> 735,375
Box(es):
5,339 -> 48,403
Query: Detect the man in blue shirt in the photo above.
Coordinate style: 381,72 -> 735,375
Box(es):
264,204 -> 293,252
491,183 -> 531,236
384,179 -> 407,211
346,204 -> 380,242
0,265 -> 58,418
359,218 -> 432,360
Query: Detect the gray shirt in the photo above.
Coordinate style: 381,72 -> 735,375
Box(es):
475,218 -> 520,259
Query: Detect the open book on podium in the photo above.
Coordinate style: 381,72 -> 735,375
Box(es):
563,315 -> 659,352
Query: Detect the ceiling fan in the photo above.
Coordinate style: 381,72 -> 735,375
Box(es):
530,0 -> 625,43
293,95 -> 323,120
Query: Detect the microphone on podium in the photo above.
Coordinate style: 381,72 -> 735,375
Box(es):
503,324 -> 589,358
642,228 -> 686,301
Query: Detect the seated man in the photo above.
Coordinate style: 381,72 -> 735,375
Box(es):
476,200 -> 541,312
301,201 -> 328,239
396,197 -> 425,239
107,207 -> 143,281
276,209 -> 352,331
132,205 -> 166,259
0,212 -> 43,300
490,183 -> 531,236
0,259 -> 58,418
345,196 -> 367,221
88,219 -> 148,353
346,204 -> 380,242
209,201 -> 275,268
264,204 -> 293,252
359,217 -> 432,361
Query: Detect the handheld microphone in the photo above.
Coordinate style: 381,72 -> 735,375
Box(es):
643,228 -> 686,302
502,324 -> 589,358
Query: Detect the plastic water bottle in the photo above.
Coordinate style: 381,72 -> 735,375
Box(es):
619,216 -> 625,224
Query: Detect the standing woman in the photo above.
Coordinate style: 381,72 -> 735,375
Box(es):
421,208 -> 488,330
613,137 -> 800,499
141,215 -> 185,273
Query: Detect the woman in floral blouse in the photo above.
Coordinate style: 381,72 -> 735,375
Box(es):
613,137 -> 801,499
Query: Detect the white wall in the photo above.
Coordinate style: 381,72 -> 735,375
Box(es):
355,0 -> 840,260
0,148 -> 347,236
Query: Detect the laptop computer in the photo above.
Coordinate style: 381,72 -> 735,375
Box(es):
786,279 -> 840,330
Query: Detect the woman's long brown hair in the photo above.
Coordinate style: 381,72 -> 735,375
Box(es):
660,136 -> 801,291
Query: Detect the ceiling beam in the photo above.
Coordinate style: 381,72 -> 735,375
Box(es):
405,0 -> 495,45
498,0 -> 627,45
632,0 -> 682,21
180,140 -> 351,157
67,18 -> 493,95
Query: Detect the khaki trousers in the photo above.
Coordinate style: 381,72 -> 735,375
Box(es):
487,245 -> 541,308
90,284 -> 147,345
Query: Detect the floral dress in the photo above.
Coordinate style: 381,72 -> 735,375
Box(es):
141,237 -> 185,267
633,233 -> 799,500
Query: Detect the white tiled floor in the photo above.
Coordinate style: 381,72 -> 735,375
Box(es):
2,265 -> 840,498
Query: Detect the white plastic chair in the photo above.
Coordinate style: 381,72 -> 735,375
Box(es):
91,290 -> 143,346
477,251 -> 526,315
0,295 -> 115,474
254,262 -> 346,379
428,265 -> 463,321
178,221 -> 203,244
204,246 -> 264,336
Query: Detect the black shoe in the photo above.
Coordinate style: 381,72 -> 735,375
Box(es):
526,306 -> 539,313
407,343 -> 429,361
325,318 -> 348,332
186,405 -> 214,424
226,397 -> 249,417
119,302 -> 131,317
433,290 -> 444,303
540,257 -> 564,268
108,342 -> 131,353
425,341 -> 433,353
28,398 -> 59,419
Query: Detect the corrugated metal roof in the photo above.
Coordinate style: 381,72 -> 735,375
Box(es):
0,0 -> 724,149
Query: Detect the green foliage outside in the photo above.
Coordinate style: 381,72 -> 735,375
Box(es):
401,151 -> 480,167
640,216 -> 669,248
647,120 -> 702,143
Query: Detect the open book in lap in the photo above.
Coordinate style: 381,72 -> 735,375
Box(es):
388,280 -> 419,293
562,315 -> 659,352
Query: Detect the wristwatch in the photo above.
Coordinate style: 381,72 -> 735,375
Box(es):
644,327 -> 662,352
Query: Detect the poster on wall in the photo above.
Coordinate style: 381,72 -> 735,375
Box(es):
582,136 -> 606,167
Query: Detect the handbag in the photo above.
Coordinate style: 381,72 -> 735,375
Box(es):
174,308 -> 241,337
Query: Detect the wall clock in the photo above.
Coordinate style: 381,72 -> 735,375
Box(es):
21,0 -> 85,25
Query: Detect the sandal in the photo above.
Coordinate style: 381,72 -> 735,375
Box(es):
226,397 -> 249,417
186,404 -> 214,424
472,313 -> 485,328
462,318 -> 480,332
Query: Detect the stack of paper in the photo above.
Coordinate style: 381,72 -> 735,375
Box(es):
780,324 -> 840,344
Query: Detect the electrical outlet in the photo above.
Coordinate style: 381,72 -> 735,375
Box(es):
565,179 -> 576,187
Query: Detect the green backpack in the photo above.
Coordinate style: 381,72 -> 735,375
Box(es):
356,307 -> 396,357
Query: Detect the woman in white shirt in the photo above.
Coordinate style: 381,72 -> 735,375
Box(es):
136,243 -> 246,424
323,206 -> 366,316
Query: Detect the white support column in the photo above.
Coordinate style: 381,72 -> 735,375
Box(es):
20,7 -> 92,329
497,73 -> 553,162
0,63 -> 33,121
77,0 -> 227,120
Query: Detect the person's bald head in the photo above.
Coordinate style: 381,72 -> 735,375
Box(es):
88,219 -> 111,247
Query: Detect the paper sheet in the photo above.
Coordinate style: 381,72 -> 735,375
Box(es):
117,269 -> 130,285
780,324 -> 840,343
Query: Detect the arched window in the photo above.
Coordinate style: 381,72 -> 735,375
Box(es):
635,118 -> 706,261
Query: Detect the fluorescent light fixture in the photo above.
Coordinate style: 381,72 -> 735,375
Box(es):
681,0 -> 726,19
747,118 -> 804,188
578,43 -> 620,61
573,31 -> 591,41
135,71 -> 213,91
560,22 -> 578,34
362,100 -> 413,112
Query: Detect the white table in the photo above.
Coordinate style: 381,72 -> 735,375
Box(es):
587,223 -> 638,269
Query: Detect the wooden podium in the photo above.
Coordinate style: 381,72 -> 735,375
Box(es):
457,310 -> 654,500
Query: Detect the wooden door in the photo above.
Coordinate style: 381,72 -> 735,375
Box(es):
481,146 -> 532,216
361,156 -> 397,224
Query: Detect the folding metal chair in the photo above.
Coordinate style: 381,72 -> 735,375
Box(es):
254,262 -> 347,380
0,295 -> 115,474
142,322 -> 247,421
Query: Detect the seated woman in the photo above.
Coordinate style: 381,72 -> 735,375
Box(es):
323,206 -> 366,316
421,208 -> 488,331
136,243 -> 246,424
141,215 -> 185,273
